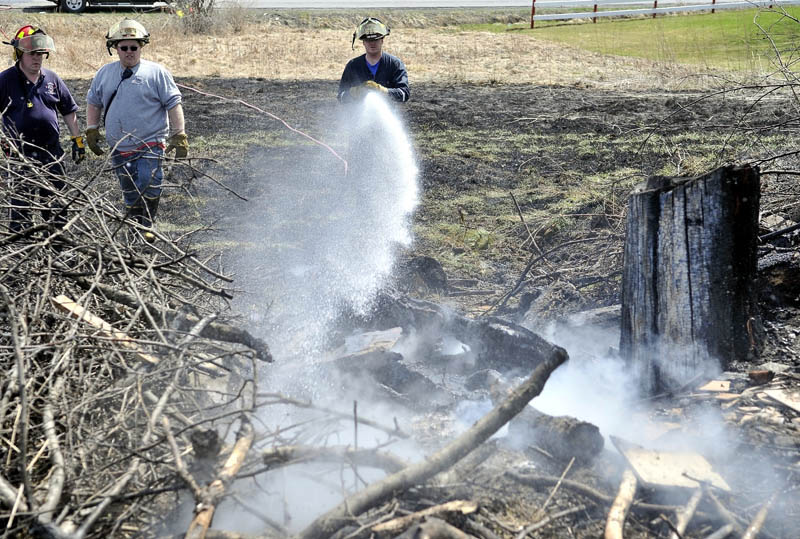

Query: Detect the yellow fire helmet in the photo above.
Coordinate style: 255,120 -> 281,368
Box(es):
352,17 -> 390,49
4,26 -> 55,62
105,19 -> 150,55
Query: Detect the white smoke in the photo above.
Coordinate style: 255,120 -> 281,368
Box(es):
234,92 -> 418,368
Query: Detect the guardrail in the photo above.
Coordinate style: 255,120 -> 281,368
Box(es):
529,0 -> 800,28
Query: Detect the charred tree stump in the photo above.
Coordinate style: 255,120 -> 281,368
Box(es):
620,164 -> 762,394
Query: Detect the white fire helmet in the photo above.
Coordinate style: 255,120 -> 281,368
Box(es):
352,17 -> 390,49
105,19 -> 150,55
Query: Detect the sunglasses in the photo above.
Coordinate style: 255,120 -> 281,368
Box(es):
118,45 -> 139,52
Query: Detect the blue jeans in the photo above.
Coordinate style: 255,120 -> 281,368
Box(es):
112,146 -> 164,208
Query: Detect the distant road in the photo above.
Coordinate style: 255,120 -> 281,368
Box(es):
0,0 -> 532,8
0,0 -> 54,8
226,1 -> 530,6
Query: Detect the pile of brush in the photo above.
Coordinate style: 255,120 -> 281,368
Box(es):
0,147 -> 272,536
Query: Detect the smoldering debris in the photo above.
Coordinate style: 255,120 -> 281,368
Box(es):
0,158 -> 796,539
279,285 -> 797,538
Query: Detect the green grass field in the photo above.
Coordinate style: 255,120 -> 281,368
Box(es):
461,8 -> 800,71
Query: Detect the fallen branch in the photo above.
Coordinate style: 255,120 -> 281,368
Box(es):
39,376 -> 67,525
297,343 -> 568,538
541,457 -> 575,513
704,484 -> 744,535
0,474 -> 27,512
705,523 -> 735,539
505,472 -> 719,520
372,500 -> 478,533
758,221 -> 800,242
741,491 -> 777,539
604,469 -> 637,539
670,487 -> 703,539
186,415 -> 255,539
51,295 -> 160,364
71,279 -> 272,362
0,284 -> 35,512
516,504 -> 586,539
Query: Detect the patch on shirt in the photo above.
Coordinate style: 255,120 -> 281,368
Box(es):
45,81 -> 57,96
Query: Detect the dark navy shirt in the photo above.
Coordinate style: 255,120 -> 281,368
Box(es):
338,52 -> 410,103
0,65 -> 78,154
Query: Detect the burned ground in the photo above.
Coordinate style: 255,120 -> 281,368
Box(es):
151,77 -> 800,311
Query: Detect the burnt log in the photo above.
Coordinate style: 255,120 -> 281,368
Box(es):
488,373 -> 603,462
507,406 -> 604,463
331,348 -> 453,410
349,290 -> 558,374
620,164 -> 762,394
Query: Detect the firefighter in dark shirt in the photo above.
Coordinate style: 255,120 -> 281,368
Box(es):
338,17 -> 410,103
0,26 -> 84,232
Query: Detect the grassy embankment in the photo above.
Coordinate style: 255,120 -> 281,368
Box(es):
464,7 -> 800,72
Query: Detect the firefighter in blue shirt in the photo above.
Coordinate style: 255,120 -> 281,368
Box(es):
0,26 -> 84,232
338,18 -> 410,103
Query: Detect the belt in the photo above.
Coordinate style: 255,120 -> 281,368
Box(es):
117,141 -> 165,158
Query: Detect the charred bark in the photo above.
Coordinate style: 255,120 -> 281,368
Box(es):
352,291 -> 557,374
507,406 -> 604,463
620,164 -> 762,394
488,373 -> 603,463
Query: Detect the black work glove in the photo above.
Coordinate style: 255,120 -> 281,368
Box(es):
71,135 -> 86,163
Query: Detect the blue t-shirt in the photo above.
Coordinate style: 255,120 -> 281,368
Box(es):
367,60 -> 379,77
0,65 -> 78,153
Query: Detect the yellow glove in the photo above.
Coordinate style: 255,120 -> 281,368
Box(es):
349,81 -> 388,100
71,136 -> 86,163
363,80 -> 389,94
85,127 -> 103,156
166,132 -> 188,159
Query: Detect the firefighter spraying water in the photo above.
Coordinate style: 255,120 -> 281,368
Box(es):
234,87 -> 418,373
338,17 -> 410,103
